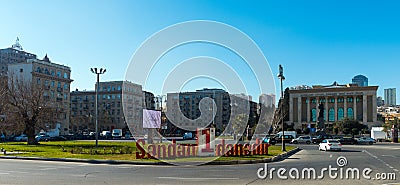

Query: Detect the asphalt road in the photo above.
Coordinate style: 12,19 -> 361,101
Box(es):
0,143 -> 399,185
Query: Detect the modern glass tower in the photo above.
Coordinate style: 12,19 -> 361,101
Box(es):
384,88 -> 397,106
352,75 -> 368,87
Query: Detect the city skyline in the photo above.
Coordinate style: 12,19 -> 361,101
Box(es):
1,1 -> 400,104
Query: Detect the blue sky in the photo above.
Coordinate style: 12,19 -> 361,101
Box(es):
1,0 -> 399,103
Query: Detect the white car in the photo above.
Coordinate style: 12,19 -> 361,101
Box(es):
319,139 -> 342,151
291,136 -> 312,144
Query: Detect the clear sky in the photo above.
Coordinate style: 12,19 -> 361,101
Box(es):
1,0 -> 399,103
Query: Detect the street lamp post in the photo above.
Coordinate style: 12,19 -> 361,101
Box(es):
278,64 -> 286,151
90,67 -> 106,147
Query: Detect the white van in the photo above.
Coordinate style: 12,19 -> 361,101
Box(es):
275,131 -> 297,139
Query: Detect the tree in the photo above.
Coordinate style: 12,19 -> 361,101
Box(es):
334,117 -> 367,136
231,113 -> 249,140
6,77 -> 57,145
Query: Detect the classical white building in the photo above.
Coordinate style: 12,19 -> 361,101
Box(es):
288,82 -> 378,130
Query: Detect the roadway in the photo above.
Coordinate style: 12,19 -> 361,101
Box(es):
0,143 -> 399,185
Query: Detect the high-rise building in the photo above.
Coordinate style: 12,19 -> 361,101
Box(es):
0,38 -> 37,76
70,81 -> 148,135
8,55 -> 73,134
384,88 -> 396,106
352,75 -> 368,87
377,96 -> 384,107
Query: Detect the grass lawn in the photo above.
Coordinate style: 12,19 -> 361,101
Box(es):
0,141 -> 295,162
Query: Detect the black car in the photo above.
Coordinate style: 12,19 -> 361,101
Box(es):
338,137 -> 357,145
274,135 -> 295,143
312,135 -> 333,144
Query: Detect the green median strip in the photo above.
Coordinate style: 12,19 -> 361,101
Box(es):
0,141 -> 294,162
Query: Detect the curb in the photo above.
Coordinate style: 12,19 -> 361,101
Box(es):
0,147 -> 301,166
206,147 -> 301,165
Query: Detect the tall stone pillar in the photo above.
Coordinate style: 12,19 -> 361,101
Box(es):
334,96 -> 338,122
363,95 -> 367,123
307,97 -> 310,122
344,96 -> 347,118
353,96 -> 357,120
298,97 -> 302,124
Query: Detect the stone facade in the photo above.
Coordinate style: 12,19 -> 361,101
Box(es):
288,83 -> 378,130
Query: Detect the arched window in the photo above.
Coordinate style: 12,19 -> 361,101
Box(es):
338,108 -> 344,121
36,67 -> 41,73
64,72 -> 68,79
312,109 -> 316,122
347,108 -> 354,119
329,108 -> 335,122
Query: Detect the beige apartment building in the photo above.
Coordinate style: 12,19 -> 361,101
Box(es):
8,56 -> 73,134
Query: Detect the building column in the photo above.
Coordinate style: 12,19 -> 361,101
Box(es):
363,95 -> 367,123
372,94 -> 377,122
298,97 -> 302,124
353,96 -> 357,120
289,96 -> 293,123
316,97 -> 319,123
344,96 -> 347,118
334,96 -> 338,122
325,97 -> 329,122
307,97 -> 310,122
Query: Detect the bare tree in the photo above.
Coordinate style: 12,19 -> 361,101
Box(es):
6,76 -> 57,145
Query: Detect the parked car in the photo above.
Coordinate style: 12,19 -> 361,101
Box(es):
49,136 -> 67,141
338,137 -> 357,145
356,137 -> 376,145
14,134 -> 28,141
319,139 -> 342,151
291,135 -> 312,144
312,135 -> 333,144
35,134 -> 51,142
274,135 -> 295,143
262,136 -> 276,145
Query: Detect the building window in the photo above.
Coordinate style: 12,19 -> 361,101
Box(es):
57,71 -> 61,77
51,70 -> 55,76
58,82 -> 61,88
338,108 -> 344,120
64,94 -> 68,100
337,98 -> 344,103
347,108 -> 354,119
37,78 -> 41,85
51,81 -> 55,87
64,72 -> 68,78
311,108 -> 316,122
311,99 -> 316,103
20,68 -> 23,72
328,108 -> 335,121
117,86 -> 121,91
64,83 -> 68,90
36,67 -> 41,73
329,98 -> 335,103
347,97 -> 353,103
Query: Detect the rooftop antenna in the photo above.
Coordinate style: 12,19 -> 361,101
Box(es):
11,37 -> 23,51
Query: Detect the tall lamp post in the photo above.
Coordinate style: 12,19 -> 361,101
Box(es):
90,67 -> 106,147
278,65 -> 286,151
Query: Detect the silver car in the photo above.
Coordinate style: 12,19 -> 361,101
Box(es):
356,137 -> 376,145
291,135 -> 312,144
